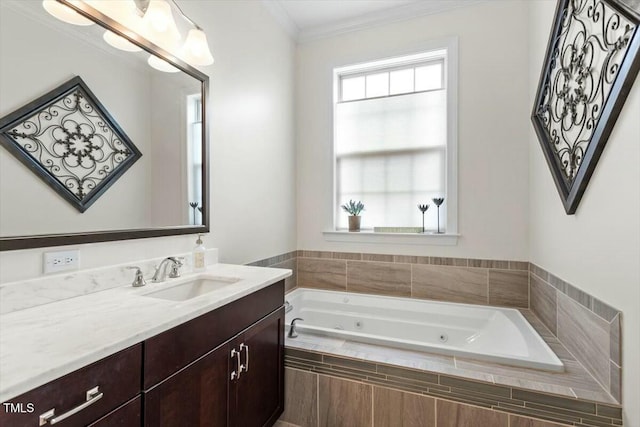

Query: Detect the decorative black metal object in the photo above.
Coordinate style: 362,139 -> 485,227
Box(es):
0,76 -> 142,212
418,204 -> 429,233
189,202 -> 199,224
532,0 -> 640,214
432,197 -> 444,233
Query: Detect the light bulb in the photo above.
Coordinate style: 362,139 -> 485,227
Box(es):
42,0 -> 94,26
143,0 -> 178,35
181,29 -> 214,66
88,1 -> 143,30
103,30 -> 142,52
148,55 -> 180,73
141,0 -> 181,51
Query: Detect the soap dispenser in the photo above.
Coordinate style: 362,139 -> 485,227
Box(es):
193,234 -> 206,272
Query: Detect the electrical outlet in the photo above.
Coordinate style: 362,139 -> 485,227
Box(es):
44,250 -> 80,274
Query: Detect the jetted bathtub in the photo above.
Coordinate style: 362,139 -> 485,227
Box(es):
284,288 -> 564,372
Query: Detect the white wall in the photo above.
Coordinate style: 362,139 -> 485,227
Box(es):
0,0 -> 297,283
148,73 -> 197,227
528,1 -> 640,424
295,0 -> 531,260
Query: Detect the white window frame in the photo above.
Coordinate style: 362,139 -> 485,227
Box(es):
325,37 -> 459,245
186,93 -> 203,225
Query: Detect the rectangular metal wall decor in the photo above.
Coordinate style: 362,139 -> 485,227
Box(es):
531,0 -> 640,214
0,76 -> 141,212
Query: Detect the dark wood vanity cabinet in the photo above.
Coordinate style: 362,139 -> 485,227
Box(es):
1,280 -> 284,427
229,308 -> 284,427
143,280 -> 285,427
0,344 -> 142,427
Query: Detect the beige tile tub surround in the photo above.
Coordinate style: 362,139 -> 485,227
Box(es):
284,319 -> 621,427
297,257 -> 347,291
412,265 -> 488,304
279,367 -> 581,427
248,251 -> 622,415
247,250 -> 298,292
374,386 -> 436,427
319,375 -> 372,426
295,251 -> 530,308
347,261 -> 411,297
281,368 -> 317,427
529,264 -> 621,403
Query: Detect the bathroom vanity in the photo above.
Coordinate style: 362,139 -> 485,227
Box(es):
0,264 -> 288,427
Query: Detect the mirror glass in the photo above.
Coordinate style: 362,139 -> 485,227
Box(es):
0,0 -> 208,248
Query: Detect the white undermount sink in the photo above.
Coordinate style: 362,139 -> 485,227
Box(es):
143,277 -> 240,301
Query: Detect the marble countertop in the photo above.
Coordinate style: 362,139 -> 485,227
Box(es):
0,263 -> 291,402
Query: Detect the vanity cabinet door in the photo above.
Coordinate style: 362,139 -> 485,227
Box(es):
229,308 -> 284,427
143,342 -> 230,427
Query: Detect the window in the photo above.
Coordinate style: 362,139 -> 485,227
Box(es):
187,94 -> 203,225
333,46 -> 457,234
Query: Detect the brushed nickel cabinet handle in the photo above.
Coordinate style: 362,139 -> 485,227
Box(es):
240,343 -> 249,373
230,348 -> 242,380
39,386 -> 103,425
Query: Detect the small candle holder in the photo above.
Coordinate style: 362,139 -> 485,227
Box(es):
189,202 -> 199,225
432,197 -> 445,233
418,204 -> 430,233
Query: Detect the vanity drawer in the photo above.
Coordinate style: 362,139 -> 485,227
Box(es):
87,396 -> 141,427
144,280 -> 284,389
0,344 -> 142,427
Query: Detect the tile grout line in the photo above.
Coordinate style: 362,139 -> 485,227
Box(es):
486,269 -> 490,304
528,264 -> 531,310
434,394 -> 438,425
371,382 -> 374,427
345,259 -> 348,292
410,263 -> 414,297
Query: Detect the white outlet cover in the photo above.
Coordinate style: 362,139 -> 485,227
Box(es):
44,250 -> 80,274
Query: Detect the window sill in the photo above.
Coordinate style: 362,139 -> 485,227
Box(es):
322,230 -> 459,246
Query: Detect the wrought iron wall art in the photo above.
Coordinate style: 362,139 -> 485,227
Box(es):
0,76 -> 142,212
531,0 -> 640,214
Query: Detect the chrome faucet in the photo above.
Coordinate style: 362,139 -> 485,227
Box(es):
288,318 -> 304,338
152,257 -> 183,283
126,266 -> 146,287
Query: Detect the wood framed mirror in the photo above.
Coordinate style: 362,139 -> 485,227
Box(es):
0,0 -> 209,250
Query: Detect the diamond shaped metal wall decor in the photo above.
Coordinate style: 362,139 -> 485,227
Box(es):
531,0 -> 640,214
0,76 -> 142,212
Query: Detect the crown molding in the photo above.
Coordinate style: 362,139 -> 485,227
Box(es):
294,0 -> 487,43
261,0 -> 299,40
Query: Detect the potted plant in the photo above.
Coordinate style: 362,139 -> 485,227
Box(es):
341,199 -> 365,232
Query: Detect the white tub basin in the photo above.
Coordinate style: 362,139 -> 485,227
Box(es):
144,277 -> 240,301
285,288 -> 564,372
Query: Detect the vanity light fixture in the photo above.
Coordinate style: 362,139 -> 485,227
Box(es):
103,30 -> 143,52
44,0 -> 215,70
181,28 -> 215,66
147,54 -> 180,73
141,0 -> 181,50
42,0 -> 94,26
